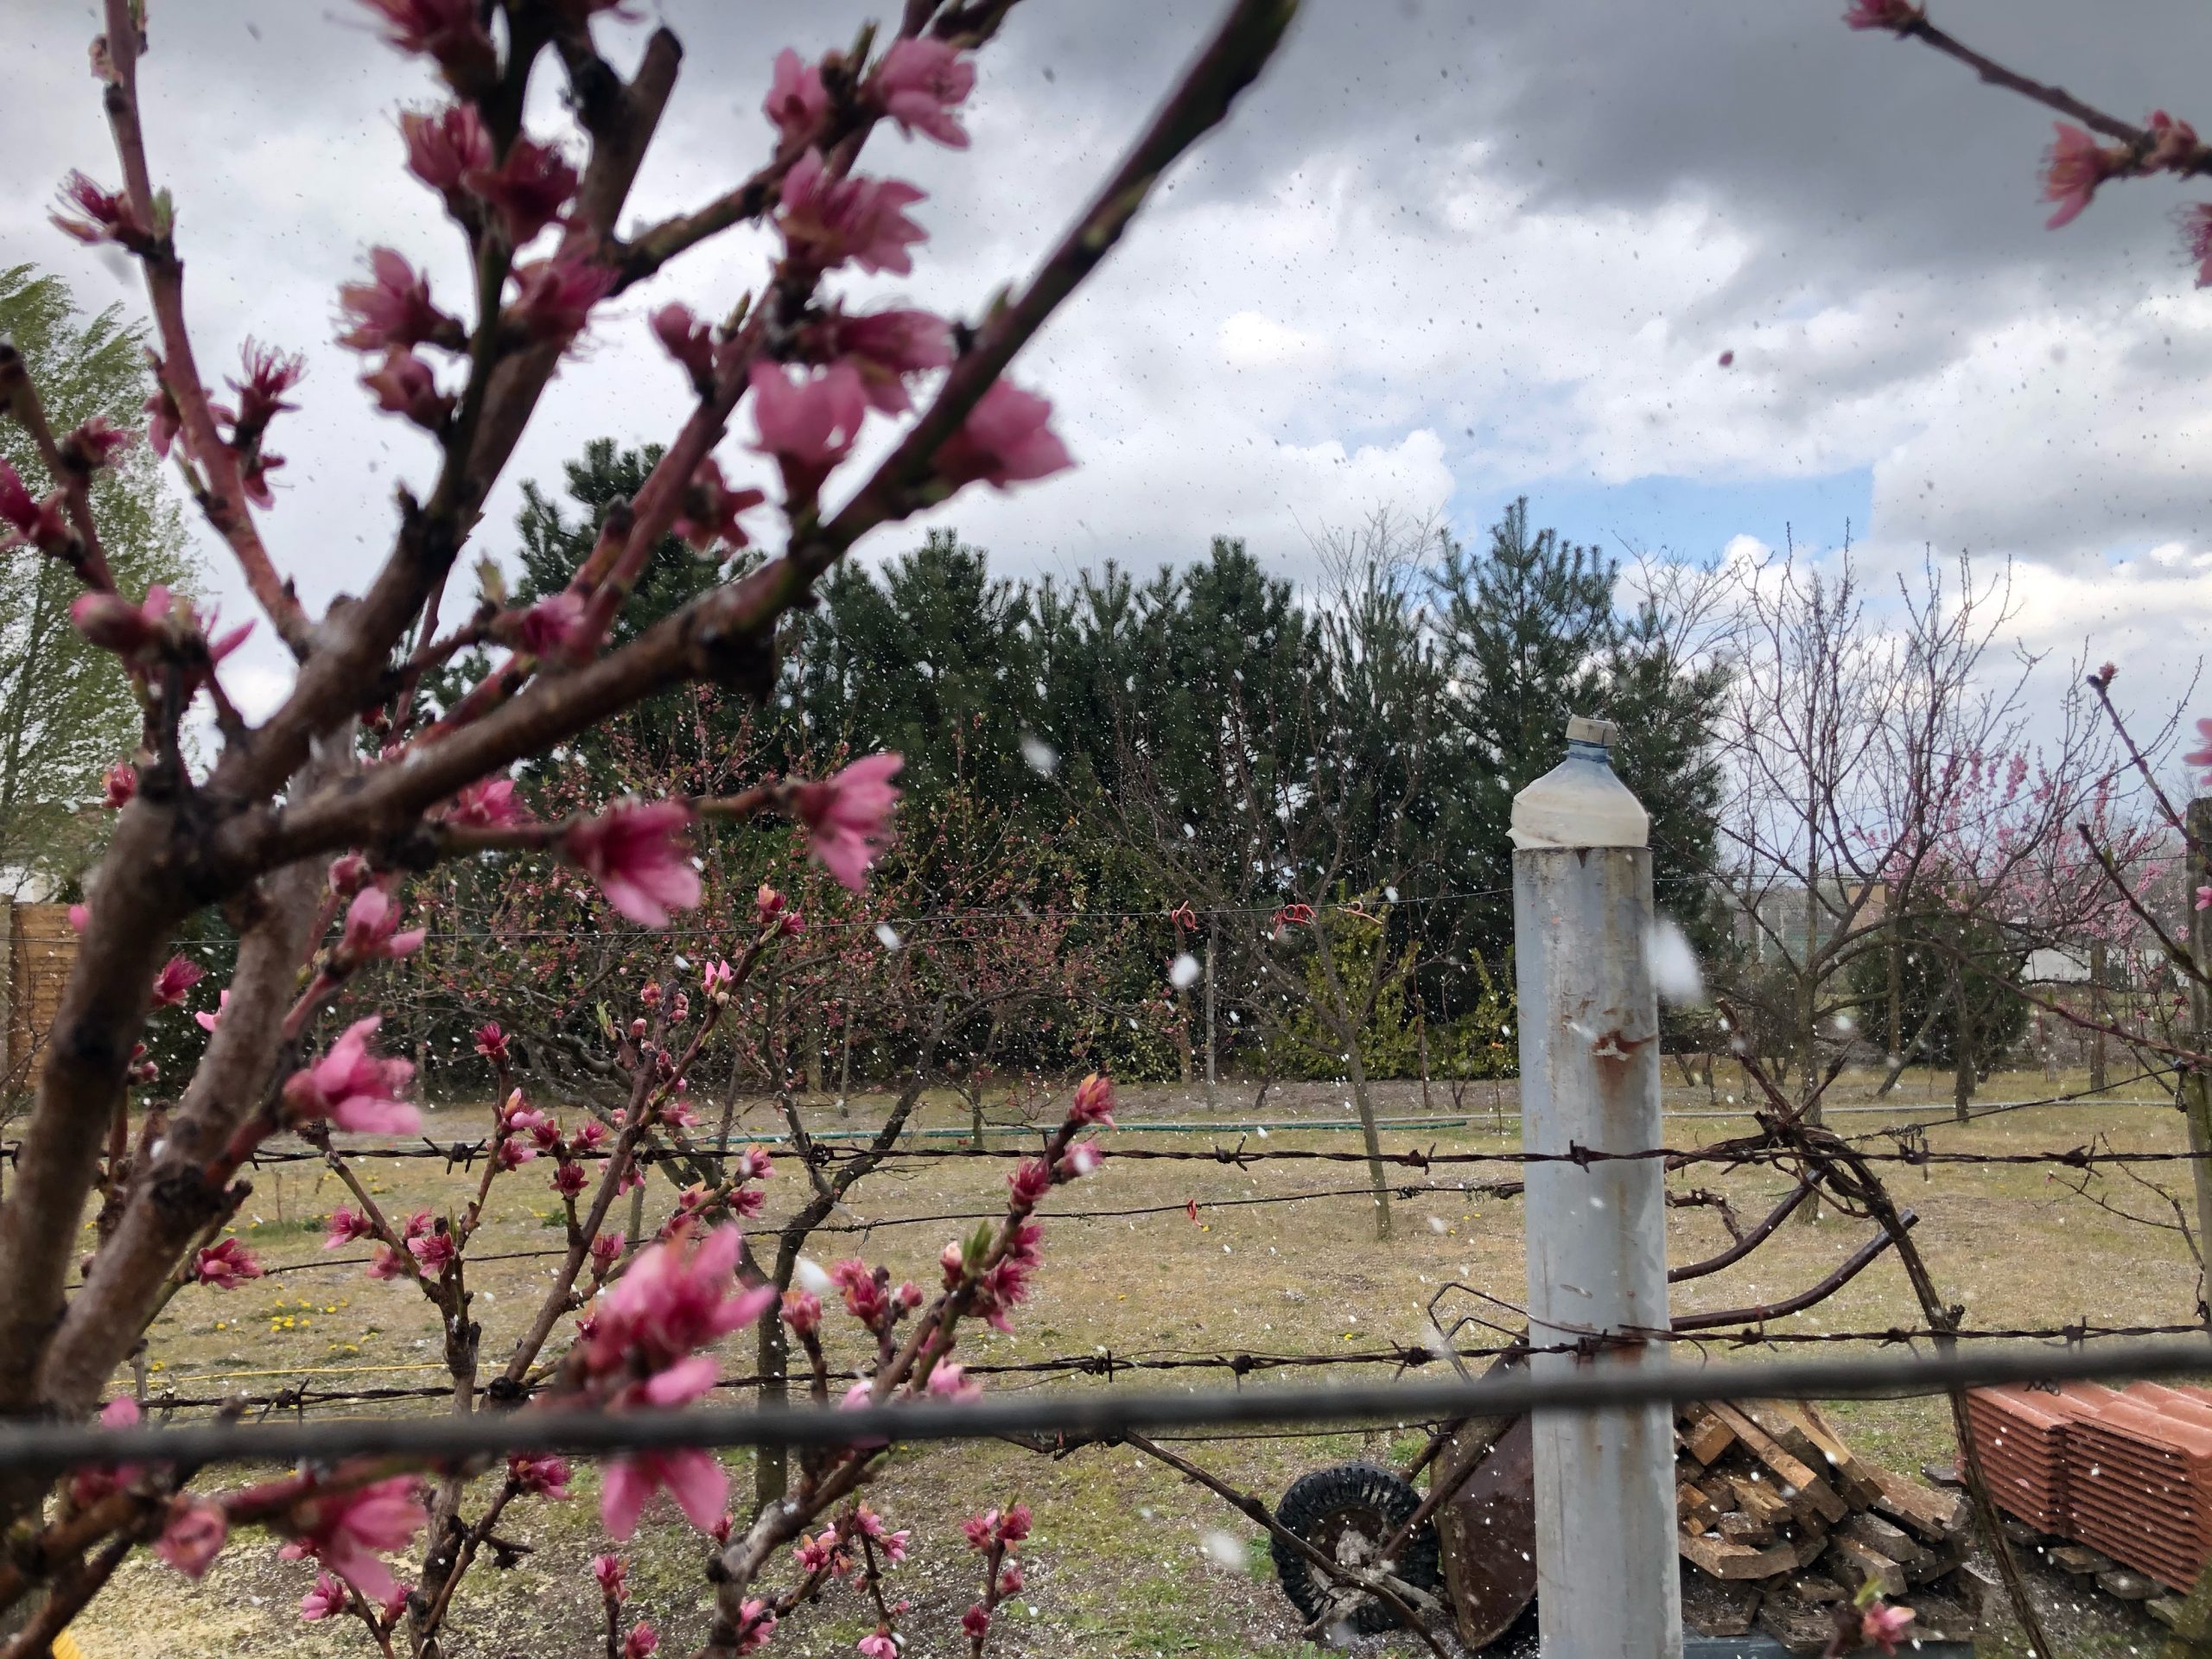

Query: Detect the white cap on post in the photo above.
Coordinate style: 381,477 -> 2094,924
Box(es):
1509,713 -> 1649,850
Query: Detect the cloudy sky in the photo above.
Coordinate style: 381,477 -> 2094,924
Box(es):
5,0 -> 2211,729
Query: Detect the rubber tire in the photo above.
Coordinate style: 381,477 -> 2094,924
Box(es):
1271,1461 -> 1445,1636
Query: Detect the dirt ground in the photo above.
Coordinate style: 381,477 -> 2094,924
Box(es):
70,1065 -> 2202,1657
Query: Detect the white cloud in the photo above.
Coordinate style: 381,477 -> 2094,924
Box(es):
1,0 -> 2208,737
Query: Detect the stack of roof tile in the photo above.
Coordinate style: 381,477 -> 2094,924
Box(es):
1967,1381 -> 2212,1592
1965,1385 -> 2070,1531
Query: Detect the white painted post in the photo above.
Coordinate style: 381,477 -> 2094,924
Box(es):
1511,715 -> 1680,1658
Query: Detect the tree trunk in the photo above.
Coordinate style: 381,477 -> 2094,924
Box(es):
753,1284 -> 790,1510
1886,921 -> 1903,1065
1311,925 -> 1390,1241
1951,964 -> 1974,1124
2089,939 -> 2108,1094
1415,995 -> 1432,1116
1204,921 -> 1217,1110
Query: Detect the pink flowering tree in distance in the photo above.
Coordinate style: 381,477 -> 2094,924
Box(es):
1843,13 -> 2212,1643
0,0 -> 1296,1652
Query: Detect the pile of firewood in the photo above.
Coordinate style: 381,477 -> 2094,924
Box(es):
1673,1400 -> 1984,1652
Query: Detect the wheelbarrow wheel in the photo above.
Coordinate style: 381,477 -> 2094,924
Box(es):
1271,1461 -> 1444,1636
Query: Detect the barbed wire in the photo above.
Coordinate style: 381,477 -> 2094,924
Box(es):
824,1139 -> 2212,1171
125,1314 -> 2212,1419
1835,1065 -> 2185,1145
33,1338 -> 2212,1477
53,1127 -> 2202,1175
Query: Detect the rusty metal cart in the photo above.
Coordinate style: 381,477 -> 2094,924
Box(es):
1267,1197 -> 1970,1650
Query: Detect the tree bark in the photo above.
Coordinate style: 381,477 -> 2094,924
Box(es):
1312,925 -> 1389,1241
2089,938 -> 2108,1094
1951,963 -> 1974,1123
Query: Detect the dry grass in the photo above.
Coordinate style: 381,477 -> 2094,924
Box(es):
72,1066 -> 2200,1656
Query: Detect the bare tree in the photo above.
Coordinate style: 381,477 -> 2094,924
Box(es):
1712,544 -> 2131,1121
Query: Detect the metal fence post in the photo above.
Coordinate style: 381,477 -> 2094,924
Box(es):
1512,715 -> 1681,1658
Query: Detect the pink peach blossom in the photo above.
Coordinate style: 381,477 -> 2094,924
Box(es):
465,135 -> 577,245
1007,1158 -> 1052,1208
733,1599 -> 777,1652
357,0 -> 485,60
651,302 -> 716,385
192,1238 -> 264,1288
507,1452 -> 570,1499
279,1476 -> 426,1605
671,457 -> 766,551
748,359 -> 869,499
780,1288 -> 823,1334
143,385 -> 182,459
515,589 -> 587,658
623,1622 -> 660,1659
1059,1139 -> 1104,1179
1858,1600 -> 1916,1654
1841,0 -> 1921,29
324,1206 -> 375,1250
362,351 -> 452,429
228,340 -> 305,437
102,763 -> 137,813
407,1228 -> 456,1273
2182,716 -> 2212,773
870,37 -> 976,148
448,775 -> 522,826
933,381 -> 1072,492
837,1381 -> 890,1448
71,583 -> 172,658
339,249 -> 456,353
0,464 -> 69,558
298,1572 -> 347,1621
814,308 -> 954,414
341,886 -> 427,961
593,1553 -> 627,1599
777,149 -> 928,276
856,1632 -> 897,1659
585,1222 -> 773,1376
601,1446 -> 728,1541
194,989 -> 230,1033
1068,1071 -> 1116,1127
283,1016 -> 421,1135
764,48 -> 830,144
926,1362 -> 981,1402
149,955 -> 205,1008
51,171 -> 149,246
793,753 -> 903,892
155,1499 -> 228,1578
2148,110 -> 2201,173
565,800 -> 702,928
2185,203 -> 2212,288
509,255 -> 615,344
2044,122 -> 2118,230
401,103 -> 491,196
64,416 -> 135,470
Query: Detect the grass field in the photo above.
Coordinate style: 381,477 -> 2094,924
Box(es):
70,1065 -> 2203,1657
